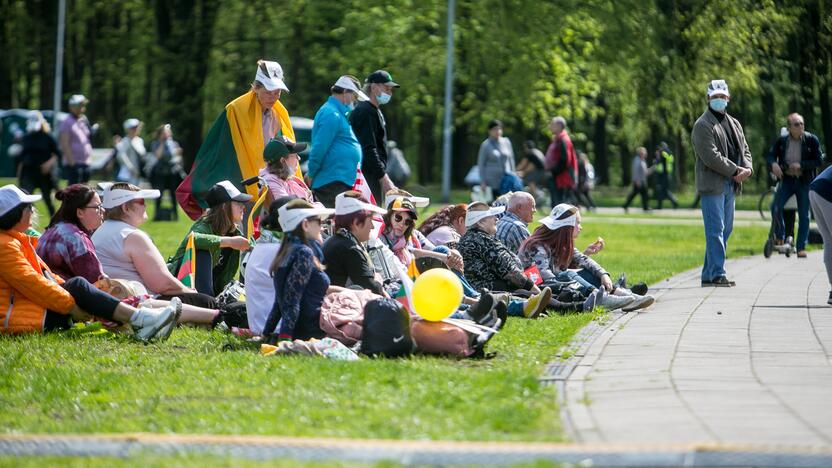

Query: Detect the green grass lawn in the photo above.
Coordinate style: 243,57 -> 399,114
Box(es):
0,183 -> 770,443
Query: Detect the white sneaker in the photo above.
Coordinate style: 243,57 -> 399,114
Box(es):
599,293 -> 636,311
155,297 -> 182,341
132,298 -> 181,342
622,294 -> 655,312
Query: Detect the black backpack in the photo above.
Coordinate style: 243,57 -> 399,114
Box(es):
360,298 -> 413,358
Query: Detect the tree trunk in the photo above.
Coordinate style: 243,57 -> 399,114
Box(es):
592,95 -> 609,185
619,143 -> 630,187
417,114 -> 435,185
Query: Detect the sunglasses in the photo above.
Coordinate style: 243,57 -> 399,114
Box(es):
82,204 -> 104,212
393,213 -> 414,225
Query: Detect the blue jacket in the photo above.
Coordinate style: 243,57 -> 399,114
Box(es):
308,96 -> 362,190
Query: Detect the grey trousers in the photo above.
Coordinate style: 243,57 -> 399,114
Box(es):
808,191 -> 832,287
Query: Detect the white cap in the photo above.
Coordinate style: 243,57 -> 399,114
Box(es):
707,79 -> 730,98
278,204 -> 334,232
123,118 -> 141,130
539,204 -> 578,230
465,205 -> 505,227
102,187 -> 160,209
333,75 -> 369,101
0,185 -> 41,217
255,60 -> 289,93
68,94 -> 88,107
334,192 -> 387,216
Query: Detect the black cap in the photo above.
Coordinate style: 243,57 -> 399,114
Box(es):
488,119 -> 503,130
366,70 -> 400,87
204,180 -> 253,208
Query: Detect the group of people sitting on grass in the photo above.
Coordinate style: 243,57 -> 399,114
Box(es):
0,136 -> 654,355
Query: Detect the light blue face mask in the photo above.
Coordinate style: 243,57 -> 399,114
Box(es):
347,101 -> 356,111
709,98 -> 728,112
376,92 -> 392,105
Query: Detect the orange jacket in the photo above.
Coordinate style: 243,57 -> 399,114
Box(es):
0,230 -> 75,334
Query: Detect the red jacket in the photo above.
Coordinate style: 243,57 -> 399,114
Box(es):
544,131 -> 578,189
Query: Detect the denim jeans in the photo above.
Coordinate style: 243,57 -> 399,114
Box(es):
700,180 -> 735,281
771,177 -> 810,251
554,270 -> 595,295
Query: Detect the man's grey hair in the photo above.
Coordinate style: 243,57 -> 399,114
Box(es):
508,191 -> 535,211
551,116 -> 567,128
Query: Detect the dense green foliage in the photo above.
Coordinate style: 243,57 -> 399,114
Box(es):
2,0 -> 828,188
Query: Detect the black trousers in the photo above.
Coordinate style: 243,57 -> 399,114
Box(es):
45,277 -> 122,331
312,181 -> 352,208
623,183 -> 649,210
19,168 -> 56,216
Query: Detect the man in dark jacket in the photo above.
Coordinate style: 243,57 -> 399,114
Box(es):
349,70 -> 400,205
766,112 -> 825,258
691,79 -> 753,287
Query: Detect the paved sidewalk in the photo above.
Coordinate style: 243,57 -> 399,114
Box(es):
562,252 -> 832,446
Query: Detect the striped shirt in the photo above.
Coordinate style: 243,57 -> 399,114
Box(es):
495,211 -> 530,254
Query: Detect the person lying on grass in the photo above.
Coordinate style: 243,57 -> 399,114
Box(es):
37,183 -> 231,328
518,204 -> 655,312
167,180 -> 252,297
0,184 -> 180,341
92,182 -> 217,310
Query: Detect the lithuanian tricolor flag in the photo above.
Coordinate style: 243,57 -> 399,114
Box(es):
176,232 -> 196,287
176,91 -> 297,220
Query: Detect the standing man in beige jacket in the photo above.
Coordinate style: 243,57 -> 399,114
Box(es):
691,79 -> 753,287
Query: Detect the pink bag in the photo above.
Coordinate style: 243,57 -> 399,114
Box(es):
411,320 -> 474,358
319,288 -> 381,346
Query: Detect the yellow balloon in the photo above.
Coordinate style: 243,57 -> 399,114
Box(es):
412,268 -> 464,321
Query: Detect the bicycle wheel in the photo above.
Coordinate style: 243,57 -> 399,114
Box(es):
758,189 -> 774,220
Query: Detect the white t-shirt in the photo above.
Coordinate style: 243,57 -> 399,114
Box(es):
244,241 -> 281,335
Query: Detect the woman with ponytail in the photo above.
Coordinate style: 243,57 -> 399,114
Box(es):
268,199 -> 335,341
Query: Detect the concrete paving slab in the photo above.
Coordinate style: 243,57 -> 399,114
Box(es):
560,252 -> 832,447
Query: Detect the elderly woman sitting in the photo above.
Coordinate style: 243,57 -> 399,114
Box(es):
91,183 -> 216,309
259,136 -> 315,206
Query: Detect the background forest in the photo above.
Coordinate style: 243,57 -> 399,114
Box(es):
1,0 -> 830,189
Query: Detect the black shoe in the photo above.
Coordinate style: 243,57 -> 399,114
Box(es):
827,291 -> 832,305
702,276 -> 735,287
616,273 -> 628,289
467,292 -> 495,324
214,302 -> 249,329
494,302 -> 507,329
631,282 -> 648,296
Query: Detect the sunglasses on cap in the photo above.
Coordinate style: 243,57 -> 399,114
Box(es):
393,213 -> 414,225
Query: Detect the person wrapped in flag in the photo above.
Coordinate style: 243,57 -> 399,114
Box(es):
176,59 -> 299,220
167,181 -> 253,296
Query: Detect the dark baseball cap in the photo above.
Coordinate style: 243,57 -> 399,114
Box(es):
264,136 -> 308,163
366,70 -> 400,87
205,180 -> 253,208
